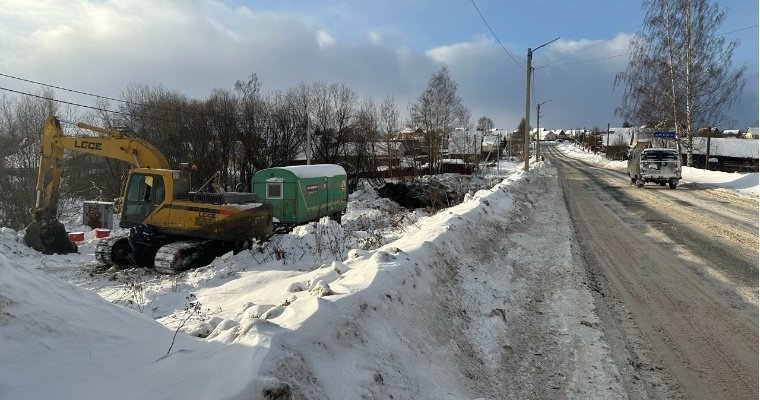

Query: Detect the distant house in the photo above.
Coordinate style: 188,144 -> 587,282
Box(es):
686,137 -> 759,172
391,127 -> 424,157
745,127 -> 759,139
721,129 -> 740,137
601,127 -> 635,147
531,128 -> 555,141
564,129 -> 586,140
480,129 -> 509,153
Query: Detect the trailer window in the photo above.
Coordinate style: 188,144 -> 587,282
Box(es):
267,182 -> 282,199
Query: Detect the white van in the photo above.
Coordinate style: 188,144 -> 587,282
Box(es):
627,148 -> 681,189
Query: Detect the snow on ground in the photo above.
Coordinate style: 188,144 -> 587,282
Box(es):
0,149 -> 750,399
555,142 -> 759,199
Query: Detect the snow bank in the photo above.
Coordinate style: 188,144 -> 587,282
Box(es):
244,169 -> 528,398
0,245 -> 274,400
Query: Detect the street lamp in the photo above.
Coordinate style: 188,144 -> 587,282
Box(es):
523,37 -> 559,171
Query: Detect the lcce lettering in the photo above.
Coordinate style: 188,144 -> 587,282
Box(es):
74,140 -> 102,150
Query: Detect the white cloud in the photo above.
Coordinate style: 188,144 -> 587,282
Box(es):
366,31 -> 384,46
316,30 -> 336,48
425,38 -> 494,64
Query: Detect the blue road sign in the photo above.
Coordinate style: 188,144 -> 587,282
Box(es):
654,131 -> 676,139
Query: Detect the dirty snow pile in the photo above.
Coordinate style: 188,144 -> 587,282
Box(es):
556,142 -> 759,198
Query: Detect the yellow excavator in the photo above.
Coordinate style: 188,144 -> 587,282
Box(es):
25,116 -> 273,274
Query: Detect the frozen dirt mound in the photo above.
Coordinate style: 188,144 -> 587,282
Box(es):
377,174 -> 498,210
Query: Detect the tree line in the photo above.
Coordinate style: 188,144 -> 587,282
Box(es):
0,67 -> 493,230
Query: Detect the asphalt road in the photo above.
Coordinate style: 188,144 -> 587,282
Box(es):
546,145 -> 759,400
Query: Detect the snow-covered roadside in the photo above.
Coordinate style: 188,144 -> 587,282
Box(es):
554,141 -> 759,199
0,247 -> 271,399
0,160 -> 622,399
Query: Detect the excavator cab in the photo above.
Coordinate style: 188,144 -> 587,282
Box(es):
120,169 -> 192,228
121,173 -> 166,226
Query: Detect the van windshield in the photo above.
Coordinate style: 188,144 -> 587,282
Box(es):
643,151 -> 678,161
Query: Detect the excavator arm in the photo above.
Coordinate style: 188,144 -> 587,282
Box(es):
27,115 -> 170,254
33,116 -> 169,219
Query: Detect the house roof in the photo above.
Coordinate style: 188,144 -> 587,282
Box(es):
687,137 -> 759,159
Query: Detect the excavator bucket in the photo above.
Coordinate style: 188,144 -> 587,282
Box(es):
24,219 -> 77,255
23,116 -> 76,254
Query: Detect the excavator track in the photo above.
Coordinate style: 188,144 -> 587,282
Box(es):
95,234 -> 133,268
154,239 -> 221,274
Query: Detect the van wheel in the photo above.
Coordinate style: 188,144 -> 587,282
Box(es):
669,180 -> 677,190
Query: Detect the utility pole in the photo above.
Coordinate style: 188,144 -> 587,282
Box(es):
523,37 -> 559,172
607,122 -> 612,151
523,48 -> 532,172
536,100 -> 552,162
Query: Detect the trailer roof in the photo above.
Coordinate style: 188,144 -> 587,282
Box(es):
277,164 -> 346,178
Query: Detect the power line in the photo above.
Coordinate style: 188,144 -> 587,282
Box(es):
0,72 -> 125,105
0,72 -> 203,117
717,24 -> 758,36
468,0 -> 524,70
0,86 -> 177,123
535,52 -> 630,70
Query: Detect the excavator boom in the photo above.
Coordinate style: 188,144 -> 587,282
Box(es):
33,116 -> 169,219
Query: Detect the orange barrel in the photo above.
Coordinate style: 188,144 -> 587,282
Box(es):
68,232 -> 85,242
94,228 -> 111,238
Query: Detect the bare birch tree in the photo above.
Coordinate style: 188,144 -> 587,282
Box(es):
409,66 -> 470,175
310,82 -> 356,164
379,95 -> 400,176
616,0 -> 746,166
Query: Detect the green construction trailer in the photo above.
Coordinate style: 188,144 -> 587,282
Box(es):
251,164 -> 347,226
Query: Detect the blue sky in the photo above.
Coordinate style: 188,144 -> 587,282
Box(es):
0,0 -> 757,130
